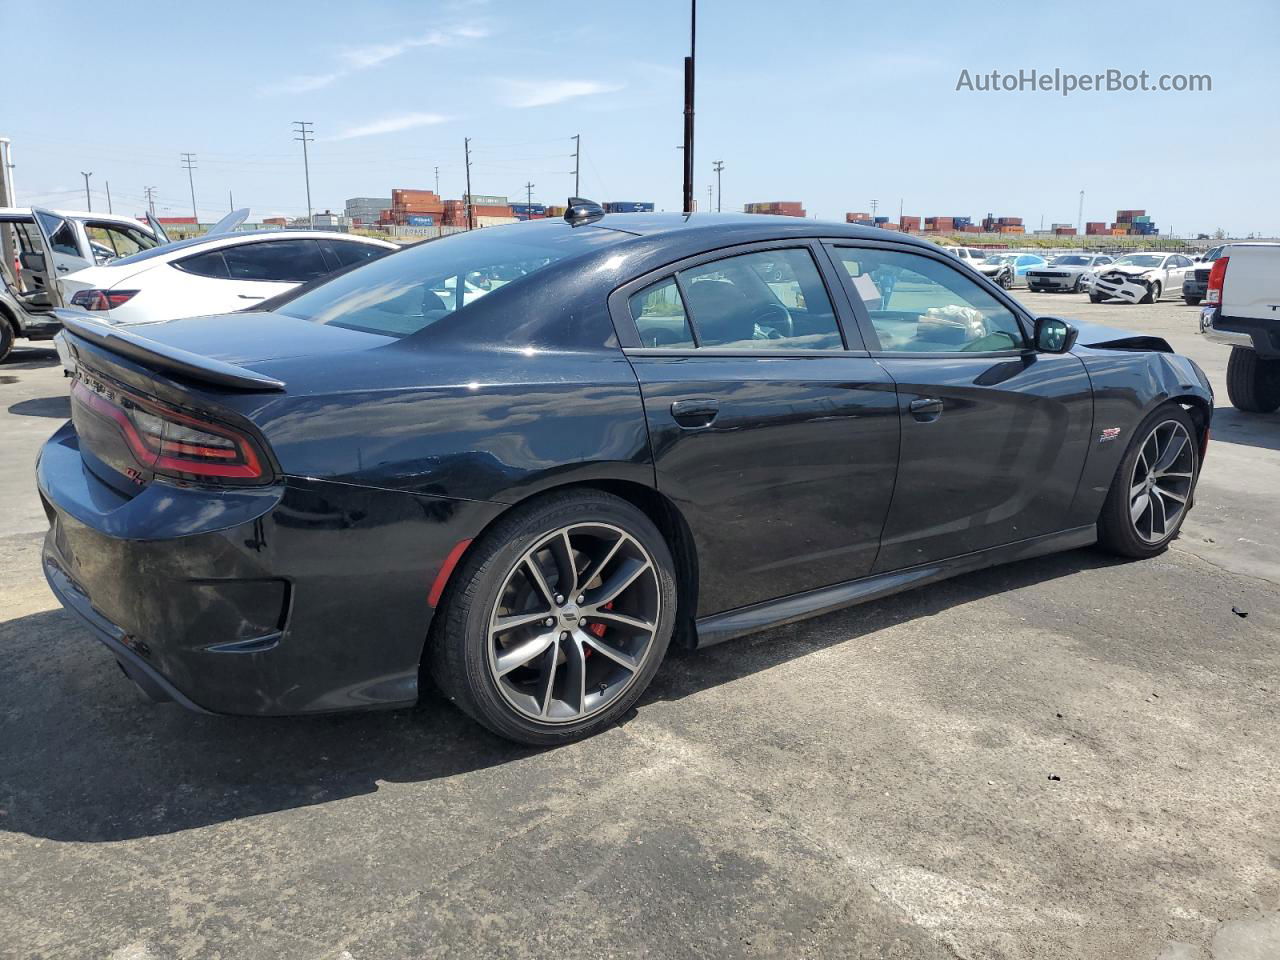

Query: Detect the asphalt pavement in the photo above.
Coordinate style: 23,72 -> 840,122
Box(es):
1,292 -> 1276,960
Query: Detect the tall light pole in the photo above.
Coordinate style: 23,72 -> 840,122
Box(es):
681,1 -> 696,214
571,134 -> 581,196
463,137 -> 473,230
434,165 -> 440,196
180,153 -> 198,222
81,171 -> 93,211
1077,189 -> 1085,236
293,121 -> 314,226
713,160 -> 723,212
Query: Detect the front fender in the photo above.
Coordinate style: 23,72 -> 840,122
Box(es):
1065,348 -> 1213,526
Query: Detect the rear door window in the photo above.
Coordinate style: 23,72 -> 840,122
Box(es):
174,249 -> 230,279
675,248 -> 844,351
222,239 -> 329,282
329,240 -> 388,267
629,278 -> 695,348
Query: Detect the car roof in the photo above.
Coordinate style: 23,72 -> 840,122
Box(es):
584,211 -> 938,248
106,229 -> 396,269
0,207 -> 148,227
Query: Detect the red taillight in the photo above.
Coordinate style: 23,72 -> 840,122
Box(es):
1206,256 -> 1229,305
70,289 -> 139,311
71,379 -> 268,483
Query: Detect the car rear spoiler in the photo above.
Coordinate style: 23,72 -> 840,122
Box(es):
56,312 -> 286,391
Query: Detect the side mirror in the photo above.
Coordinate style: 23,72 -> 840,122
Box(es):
19,251 -> 45,272
1035,316 -> 1078,353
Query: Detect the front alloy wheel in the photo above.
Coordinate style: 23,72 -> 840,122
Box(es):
1098,404 -> 1200,558
1127,420 -> 1195,544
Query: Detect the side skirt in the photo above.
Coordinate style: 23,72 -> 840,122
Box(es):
693,525 -> 1097,649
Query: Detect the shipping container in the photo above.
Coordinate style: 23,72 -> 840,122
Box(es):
604,201 -> 655,213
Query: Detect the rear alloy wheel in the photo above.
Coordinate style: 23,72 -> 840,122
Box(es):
1143,281 -> 1162,304
1226,347 -> 1280,413
429,491 -> 676,745
1098,405 -> 1199,558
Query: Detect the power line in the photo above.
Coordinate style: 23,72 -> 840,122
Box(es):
180,153 -> 198,221
293,121 -> 314,226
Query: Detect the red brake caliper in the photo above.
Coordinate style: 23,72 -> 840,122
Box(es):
588,602 -> 612,641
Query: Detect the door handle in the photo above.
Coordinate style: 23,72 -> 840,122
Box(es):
909,397 -> 944,422
56,265 -> 69,272
670,398 -> 720,429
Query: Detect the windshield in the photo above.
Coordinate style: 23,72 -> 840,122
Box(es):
1050,256 -> 1090,266
278,224 -> 627,337
1112,254 -> 1164,268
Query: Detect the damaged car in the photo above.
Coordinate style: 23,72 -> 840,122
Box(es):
1085,252 -> 1195,304
1026,254 -> 1113,293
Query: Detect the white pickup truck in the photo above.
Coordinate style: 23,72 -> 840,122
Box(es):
1198,242 -> 1280,411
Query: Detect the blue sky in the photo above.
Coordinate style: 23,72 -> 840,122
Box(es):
6,0 -> 1278,235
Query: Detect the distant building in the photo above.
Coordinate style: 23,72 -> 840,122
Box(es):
345,197 -> 391,225
312,210 -> 347,229
744,201 -> 806,217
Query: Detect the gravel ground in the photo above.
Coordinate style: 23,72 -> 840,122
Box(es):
0,292 -> 1276,960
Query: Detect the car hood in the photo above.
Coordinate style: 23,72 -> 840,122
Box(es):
976,262 -> 1008,273
1099,264 -> 1157,276
1036,263 -> 1088,272
1071,319 -> 1172,353
105,311 -> 396,365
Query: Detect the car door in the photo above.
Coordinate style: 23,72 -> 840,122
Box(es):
1166,255 -> 1192,294
27,208 -> 89,307
611,241 -> 901,616
826,241 -> 1095,572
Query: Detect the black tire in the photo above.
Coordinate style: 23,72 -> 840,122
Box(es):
0,318 -> 15,364
1226,347 -> 1280,414
1184,296 -> 1202,306
999,270 -> 1013,289
1142,281 -> 1162,304
1073,275 -> 1084,293
1089,293 -> 1104,303
428,489 -> 677,745
1097,403 -> 1199,558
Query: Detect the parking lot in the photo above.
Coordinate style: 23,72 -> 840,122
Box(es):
1,292 -> 1277,959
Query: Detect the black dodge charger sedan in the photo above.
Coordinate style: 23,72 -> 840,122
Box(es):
40,203 -> 1213,744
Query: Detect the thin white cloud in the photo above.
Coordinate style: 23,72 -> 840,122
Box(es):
331,112 -> 450,140
499,79 -> 623,109
260,25 -> 488,96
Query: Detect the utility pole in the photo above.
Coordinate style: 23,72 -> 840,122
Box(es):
229,189 -> 235,211
898,198 -> 903,224
525,181 -> 535,218
713,160 -> 724,212
0,138 -> 15,208
463,138 -> 473,230
571,134 -> 581,196
105,181 -> 113,214
81,171 -> 93,211
180,153 -> 198,222
144,186 -> 157,217
1077,189 -> 1084,235
706,184 -> 712,211
293,121 -> 314,226
870,199 -> 879,222
682,0 -> 696,214
434,165 -> 440,196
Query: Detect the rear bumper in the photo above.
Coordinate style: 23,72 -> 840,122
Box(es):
1199,307 -> 1280,357
37,422 -> 504,715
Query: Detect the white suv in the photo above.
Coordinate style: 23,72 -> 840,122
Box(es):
1198,243 -> 1280,411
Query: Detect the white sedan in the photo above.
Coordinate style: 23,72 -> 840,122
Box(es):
1084,252 -> 1196,304
59,230 -> 397,324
